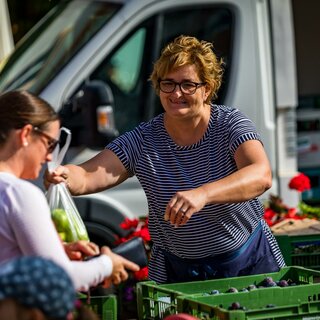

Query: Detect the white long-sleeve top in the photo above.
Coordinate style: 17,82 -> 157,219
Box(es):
0,172 -> 112,291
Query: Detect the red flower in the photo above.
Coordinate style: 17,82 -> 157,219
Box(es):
133,227 -> 151,242
263,208 -> 278,226
284,208 -> 298,219
264,207 -> 276,220
134,266 -> 148,281
120,218 -> 139,230
288,173 -> 311,192
119,216 -> 152,282
264,218 -> 273,227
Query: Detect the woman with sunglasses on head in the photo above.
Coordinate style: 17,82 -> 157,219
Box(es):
0,90 -> 139,291
45,35 -> 285,284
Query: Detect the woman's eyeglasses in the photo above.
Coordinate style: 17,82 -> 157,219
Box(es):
33,127 -> 59,153
158,80 -> 206,95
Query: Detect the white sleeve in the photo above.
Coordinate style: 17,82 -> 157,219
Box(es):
8,182 -> 113,291
70,255 -> 113,291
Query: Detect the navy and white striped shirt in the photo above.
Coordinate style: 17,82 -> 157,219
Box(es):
108,105 -> 285,283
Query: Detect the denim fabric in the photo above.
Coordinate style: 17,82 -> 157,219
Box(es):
162,222 -> 280,283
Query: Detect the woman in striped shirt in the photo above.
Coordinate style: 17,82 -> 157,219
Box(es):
46,35 -> 285,284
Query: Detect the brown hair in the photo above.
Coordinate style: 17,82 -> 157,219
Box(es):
0,90 -> 59,144
150,35 -> 224,103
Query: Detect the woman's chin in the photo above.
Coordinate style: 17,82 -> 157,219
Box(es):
21,171 -> 40,181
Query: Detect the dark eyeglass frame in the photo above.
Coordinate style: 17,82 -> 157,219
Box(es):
158,80 -> 206,95
33,127 -> 59,153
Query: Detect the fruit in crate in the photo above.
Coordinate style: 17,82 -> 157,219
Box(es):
247,284 -> 257,290
226,287 -> 238,293
210,289 -> 220,295
228,302 -> 243,310
278,279 -> 289,287
262,276 -> 277,287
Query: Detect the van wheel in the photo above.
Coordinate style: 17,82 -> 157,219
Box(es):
84,221 -> 119,248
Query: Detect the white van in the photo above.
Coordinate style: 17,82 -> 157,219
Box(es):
1,0 -> 319,246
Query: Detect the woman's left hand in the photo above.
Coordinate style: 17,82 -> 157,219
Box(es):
63,240 -> 100,260
164,187 -> 207,227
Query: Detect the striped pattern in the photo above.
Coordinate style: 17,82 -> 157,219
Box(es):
108,105 -> 285,283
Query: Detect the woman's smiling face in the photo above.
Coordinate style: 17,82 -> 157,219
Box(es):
159,64 -> 209,119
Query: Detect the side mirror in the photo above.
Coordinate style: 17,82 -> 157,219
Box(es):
75,80 -> 119,149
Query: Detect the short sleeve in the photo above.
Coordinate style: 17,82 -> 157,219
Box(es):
107,124 -> 145,175
228,108 -> 262,156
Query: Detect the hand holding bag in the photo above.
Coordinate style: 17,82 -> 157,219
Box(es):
46,128 -> 89,242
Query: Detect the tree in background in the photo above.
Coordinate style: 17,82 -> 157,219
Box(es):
7,0 -> 59,44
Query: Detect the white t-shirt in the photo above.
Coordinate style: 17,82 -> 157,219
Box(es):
0,172 -> 112,291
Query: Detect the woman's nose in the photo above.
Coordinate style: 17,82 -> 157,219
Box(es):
45,152 -> 53,162
172,85 -> 183,95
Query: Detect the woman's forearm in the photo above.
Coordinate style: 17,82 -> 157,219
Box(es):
202,163 -> 272,204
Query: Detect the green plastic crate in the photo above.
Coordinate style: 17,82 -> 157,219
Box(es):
276,234 -> 320,269
136,266 -> 320,319
79,294 -> 117,320
177,285 -> 320,319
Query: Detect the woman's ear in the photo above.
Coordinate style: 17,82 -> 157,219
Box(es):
19,124 -> 33,147
204,85 -> 211,102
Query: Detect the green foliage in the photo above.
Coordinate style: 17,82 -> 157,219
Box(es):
298,201 -> 320,218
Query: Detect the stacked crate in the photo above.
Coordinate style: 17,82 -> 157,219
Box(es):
137,266 -> 320,319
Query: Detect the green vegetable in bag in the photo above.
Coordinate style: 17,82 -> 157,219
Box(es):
52,208 -> 69,231
52,208 -> 89,242
47,128 -> 89,243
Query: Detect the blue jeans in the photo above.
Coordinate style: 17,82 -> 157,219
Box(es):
162,222 -> 280,283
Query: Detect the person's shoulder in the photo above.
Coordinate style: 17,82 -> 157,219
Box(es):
134,113 -> 164,135
211,104 -> 237,123
211,104 -> 249,122
139,113 -> 163,129
212,104 -> 238,115
111,114 -> 164,148
0,172 -> 43,197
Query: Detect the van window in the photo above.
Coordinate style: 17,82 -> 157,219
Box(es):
0,1 -> 122,93
107,30 -> 146,94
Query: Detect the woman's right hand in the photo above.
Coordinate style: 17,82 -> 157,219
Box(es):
64,240 -> 100,261
100,246 -> 140,287
43,165 -> 69,189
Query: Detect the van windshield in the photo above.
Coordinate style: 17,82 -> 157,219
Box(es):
0,1 -> 122,94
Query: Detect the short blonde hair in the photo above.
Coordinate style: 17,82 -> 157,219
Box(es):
150,35 -> 224,103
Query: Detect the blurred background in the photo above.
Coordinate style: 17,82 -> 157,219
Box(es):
8,0 -> 59,43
